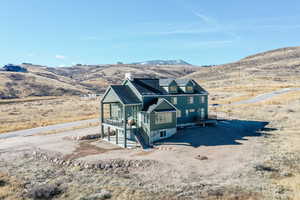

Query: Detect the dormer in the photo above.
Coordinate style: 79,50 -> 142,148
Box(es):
159,79 -> 178,94
176,79 -> 194,93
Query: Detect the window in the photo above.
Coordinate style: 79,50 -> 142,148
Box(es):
201,96 -> 205,103
176,110 -> 181,118
187,96 -> 194,104
160,130 -> 167,137
187,86 -> 193,91
199,108 -> 205,119
186,109 -> 195,116
171,97 -> 177,104
155,112 -> 172,124
169,86 -> 177,92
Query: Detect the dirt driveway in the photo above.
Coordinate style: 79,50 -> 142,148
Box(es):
0,119 -> 270,193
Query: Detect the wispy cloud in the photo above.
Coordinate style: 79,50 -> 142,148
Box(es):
55,55 -> 66,60
192,12 -> 218,26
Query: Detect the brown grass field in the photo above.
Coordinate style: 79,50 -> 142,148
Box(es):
0,96 -> 99,133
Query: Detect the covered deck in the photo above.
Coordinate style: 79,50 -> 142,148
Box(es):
100,85 -> 142,148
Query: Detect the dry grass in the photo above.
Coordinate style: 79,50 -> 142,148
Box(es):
33,121 -> 100,136
0,173 -> 23,200
0,96 -> 99,133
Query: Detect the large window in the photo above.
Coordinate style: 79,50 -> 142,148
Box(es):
187,96 -> 194,104
201,96 -> 205,103
155,112 -> 172,124
171,97 -> 177,104
199,108 -> 205,119
176,110 -> 181,118
169,86 -> 177,92
186,109 -> 195,116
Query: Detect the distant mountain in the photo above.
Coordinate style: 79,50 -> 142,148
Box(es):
0,63 -> 198,99
131,59 -> 192,66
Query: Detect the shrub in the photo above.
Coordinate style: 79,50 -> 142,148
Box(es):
28,183 -> 63,199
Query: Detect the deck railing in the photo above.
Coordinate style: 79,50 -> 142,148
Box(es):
103,119 -> 124,127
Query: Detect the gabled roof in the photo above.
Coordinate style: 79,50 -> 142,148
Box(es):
124,78 -> 207,96
175,79 -> 193,86
146,98 -> 177,113
129,78 -> 164,95
109,85 -> 141,104
159,79 -> 176,86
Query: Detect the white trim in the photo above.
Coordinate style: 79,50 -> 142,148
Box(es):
154,110 -> 176,113
142,93 -> 208,97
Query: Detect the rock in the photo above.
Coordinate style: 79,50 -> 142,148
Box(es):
79,189 -> 111,200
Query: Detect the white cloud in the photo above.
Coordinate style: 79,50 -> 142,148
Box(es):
55,55 -> 66,60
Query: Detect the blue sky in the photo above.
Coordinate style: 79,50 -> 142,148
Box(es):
1,0 -> 300,66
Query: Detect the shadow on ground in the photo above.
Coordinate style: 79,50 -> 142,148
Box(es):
154,120 -> 274,147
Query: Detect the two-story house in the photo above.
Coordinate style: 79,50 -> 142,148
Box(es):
100,73 -> 210,148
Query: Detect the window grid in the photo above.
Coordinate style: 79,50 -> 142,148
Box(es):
187,96 -> 194,104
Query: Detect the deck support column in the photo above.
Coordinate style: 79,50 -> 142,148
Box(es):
116,129 -> 118,144
100,101 -> 104,139
108,127 -> 110,141
123,105 -> 127,148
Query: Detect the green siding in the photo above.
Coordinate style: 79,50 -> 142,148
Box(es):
102,88 -> 120,103
142,94 -> 208,125
149,112 -> 176,131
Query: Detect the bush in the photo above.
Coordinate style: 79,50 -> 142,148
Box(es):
28,183 -> 63,199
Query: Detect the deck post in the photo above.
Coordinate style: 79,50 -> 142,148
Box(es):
100,101 -> 104,139
123,105 -> 127,148
108,126 -> 110,141
116,129 -> 118,144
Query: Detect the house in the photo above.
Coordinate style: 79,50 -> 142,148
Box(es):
100,73 -> 213,148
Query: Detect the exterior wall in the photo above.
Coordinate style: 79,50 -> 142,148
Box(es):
142,94 -> 208,125
149,127 -> 176,144
102,89 -> 119,103
149,111 -> 176,131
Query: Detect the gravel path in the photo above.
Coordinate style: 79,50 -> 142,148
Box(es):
213,87 -> 300,106
0,118 -> 98,139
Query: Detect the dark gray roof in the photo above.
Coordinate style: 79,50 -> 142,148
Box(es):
127,78 -> 207,96
159,78 -> 193,86
130,78 -> 164,95
110,85 -> 141,104
159,78 -> 175,86
175,79 -> 192,86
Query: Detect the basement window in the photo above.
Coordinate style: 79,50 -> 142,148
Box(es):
160,130 -> 167,137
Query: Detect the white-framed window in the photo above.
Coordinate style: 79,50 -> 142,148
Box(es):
160,130 -> 167,137
176,110 -> 181,117
169,86 -> 177,92
187,96 -> 194,104
187,86 -> 193,91
155,112 -> 172,124
186,109 -> 195,116
171,97 -> 177,104
201,96 -> 205,103
199,108 -> 205,119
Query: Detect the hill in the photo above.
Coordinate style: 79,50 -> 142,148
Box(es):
131,59 -> 191,65
185,46 -> 300,89
0,63 -> 198,99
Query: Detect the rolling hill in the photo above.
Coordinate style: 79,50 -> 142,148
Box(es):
0,63 -> 198,99
185,46 -> 300,89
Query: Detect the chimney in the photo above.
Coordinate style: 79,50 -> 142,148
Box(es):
125,73 -> 133,81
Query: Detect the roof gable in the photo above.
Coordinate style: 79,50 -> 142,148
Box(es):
102,85 -> 141,105
147,98 -> 177,113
